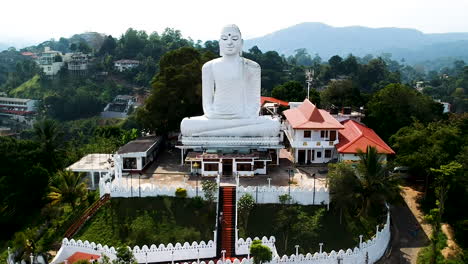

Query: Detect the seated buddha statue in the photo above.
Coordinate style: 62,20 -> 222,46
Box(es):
180,24 -> 280,137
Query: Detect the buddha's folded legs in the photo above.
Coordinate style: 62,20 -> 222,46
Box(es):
181,115 -> 280,137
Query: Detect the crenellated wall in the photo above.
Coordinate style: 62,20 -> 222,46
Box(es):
51,238 -> 216,264
237,186 -> 329,205
236,236 -> 277,256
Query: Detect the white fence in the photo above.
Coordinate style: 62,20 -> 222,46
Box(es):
236,236 -> 277,256
101,182 -> 329,206
237,186 -> 329,205
264,210 -> 391,264
51,238 -> 216,264
100,182 -> 213,200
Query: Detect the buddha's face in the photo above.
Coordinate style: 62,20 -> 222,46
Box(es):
219,26 -> 242,56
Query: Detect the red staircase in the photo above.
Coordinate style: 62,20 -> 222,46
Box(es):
219,186 -> 236,258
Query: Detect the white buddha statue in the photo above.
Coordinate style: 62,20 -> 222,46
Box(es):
180,24 -> 280,137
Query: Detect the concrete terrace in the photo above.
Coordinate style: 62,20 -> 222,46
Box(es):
118,149 -> 328,190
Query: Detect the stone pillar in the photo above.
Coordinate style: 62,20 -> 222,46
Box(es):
180,148 -> 184,165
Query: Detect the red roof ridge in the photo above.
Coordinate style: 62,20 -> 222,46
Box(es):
337,120 -> 395,154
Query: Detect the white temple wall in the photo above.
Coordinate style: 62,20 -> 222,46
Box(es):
237,186 -> 329,205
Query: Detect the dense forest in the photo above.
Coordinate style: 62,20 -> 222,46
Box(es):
0,27 -> 467,263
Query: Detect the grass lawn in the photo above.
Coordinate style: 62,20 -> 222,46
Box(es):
245,204 -> 357,256
74,197 -> 216,247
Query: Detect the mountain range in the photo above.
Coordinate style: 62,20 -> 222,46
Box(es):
244,22 -> 468,64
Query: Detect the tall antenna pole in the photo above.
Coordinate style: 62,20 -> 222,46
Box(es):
305,69 -> 315,100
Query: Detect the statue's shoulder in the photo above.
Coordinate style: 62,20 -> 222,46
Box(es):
202,58 -> 222,70
242,58 -> 261,69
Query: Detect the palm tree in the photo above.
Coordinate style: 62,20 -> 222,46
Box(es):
48,170 -> 88,210
34,119 -> 63,172
355,146 -> 400,217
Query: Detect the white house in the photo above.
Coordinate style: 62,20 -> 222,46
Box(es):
283,99 -> 344,164
114,60 -> 140,72
115,136 -> 163,173
36,47 -> 64,76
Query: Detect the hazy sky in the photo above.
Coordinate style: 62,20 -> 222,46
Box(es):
2,0 -> 468,46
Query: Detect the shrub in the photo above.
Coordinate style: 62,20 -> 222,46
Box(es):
175,188 -> 187,198
250,239 -> 272,264
201,180 -> 217,203
278,194 -> 292,204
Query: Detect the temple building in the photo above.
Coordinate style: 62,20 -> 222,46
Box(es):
336,119 -> 395,162
283,99 -> 344,164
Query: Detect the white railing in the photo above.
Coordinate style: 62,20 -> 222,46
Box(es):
100,182 -> 214,200
51,238 -> 216,264
237,186 -> 329,205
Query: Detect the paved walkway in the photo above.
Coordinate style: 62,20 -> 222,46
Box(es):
120,149 -> 328,190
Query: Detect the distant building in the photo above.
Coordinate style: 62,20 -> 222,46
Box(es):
434,99 -> 451,113
283,99 -> 344,164
101,95 -> 137,118
260,96 -> 289,116
64,52 -> 90,74
35,47 -> 64,76
114,59 -> 140,72
115,136 -> 163,173
67,154 -> 114,190
336,119 -> 395,162
329,107 -> 365,122
0,96 -> 37,125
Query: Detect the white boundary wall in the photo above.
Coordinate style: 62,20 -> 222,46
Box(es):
100,182 -> 213,200
236,236 -> 277,256
100,182 -> 329,206
51,239 -> 216,264
237,186 -> 329,205
263,210 -> 390,264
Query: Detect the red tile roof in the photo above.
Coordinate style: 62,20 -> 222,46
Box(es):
283,99 -> 344,130
336,120 -> 395,154
66,252 -> 100,264
260,96 -> 289,107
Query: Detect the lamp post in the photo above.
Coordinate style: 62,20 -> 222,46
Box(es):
295,245 -> 299,256
267,177 -> 271,189
221,250 -> 226,263
197,248 -> 200,264
312,173 -> 316,204
130,173 -> 133,197
145,252 -> 147,264
193,162 -> 200,197
138,172 -> 142,197
319,243 -> 323,253
171,250 -> 174,264
288,167 -> 292,200
30,253 -> 33,264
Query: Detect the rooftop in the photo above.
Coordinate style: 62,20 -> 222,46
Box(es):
261,96 -> 289,107
67,154 -> 114,172
66,252 -> 100,264
0,97 -> 33,103
336,120 -> 395,154
283,99 -> 344,130
117,136 -> 162,154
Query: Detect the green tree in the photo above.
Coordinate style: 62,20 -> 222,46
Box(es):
201,180 -> 217,203
34,119 -> 64,172
365,83 -> 443,141
114,246 -> 137,264
98,35 -> 117,56
321,79 -> 361,108
327,163 -> 360,224
47,170 -> 88,210
237,193 -> 255,233
250,239 -> 272,264
136,47 -> 206,134
271,81 -> 307,102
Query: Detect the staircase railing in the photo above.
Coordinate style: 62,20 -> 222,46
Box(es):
64,193 -> 111,238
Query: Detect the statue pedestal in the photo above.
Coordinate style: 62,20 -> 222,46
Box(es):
181,135 -> 281,147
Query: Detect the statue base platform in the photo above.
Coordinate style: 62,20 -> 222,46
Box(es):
180,136 -> 281,148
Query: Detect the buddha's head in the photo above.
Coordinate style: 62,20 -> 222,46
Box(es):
219,24 -> 243,57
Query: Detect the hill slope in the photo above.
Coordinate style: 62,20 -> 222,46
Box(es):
244,22 -> 468,63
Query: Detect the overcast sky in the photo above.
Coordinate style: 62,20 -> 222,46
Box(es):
2,0 -> 468,46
